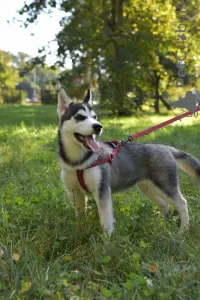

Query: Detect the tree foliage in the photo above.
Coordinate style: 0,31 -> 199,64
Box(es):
18,0 -> 200,114
0,51 -> 20,89
0,50 -> 21,103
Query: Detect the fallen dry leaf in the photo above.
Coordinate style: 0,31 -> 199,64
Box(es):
12,253 -> 20,261
63,255 -> 73,261
148,264 -> 158,272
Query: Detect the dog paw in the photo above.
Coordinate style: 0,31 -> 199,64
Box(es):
178,224 -> 190,234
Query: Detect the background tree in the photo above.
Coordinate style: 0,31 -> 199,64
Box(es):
18,0 -> 200,114
0,50 -> 22,103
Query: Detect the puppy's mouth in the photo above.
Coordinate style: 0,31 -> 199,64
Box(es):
74,133 -> 100,152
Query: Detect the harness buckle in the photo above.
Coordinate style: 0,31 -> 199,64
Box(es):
127,135 -> 133,142
123,136 -> 133,143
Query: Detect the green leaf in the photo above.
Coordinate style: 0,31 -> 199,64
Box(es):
140,240 -> 148,248
102,256 -> 111,263
125,279 -> 133,290
101,287 -> 112,297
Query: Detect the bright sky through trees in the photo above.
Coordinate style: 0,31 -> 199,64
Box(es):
0,0 -> 72,68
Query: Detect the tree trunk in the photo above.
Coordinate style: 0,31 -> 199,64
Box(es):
154,97 -> 159,114
160,95 -> 171,110
107,0 -> 130,116
154,72 -> 160,114
111,0 -> 117,29
97,70 -> 104,106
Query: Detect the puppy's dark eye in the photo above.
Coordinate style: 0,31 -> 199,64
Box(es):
93,115 -> 97,119
74,114 -> 87,121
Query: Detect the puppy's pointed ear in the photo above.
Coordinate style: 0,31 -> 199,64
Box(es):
57,87 -> 71,118
83,89 -> 92,103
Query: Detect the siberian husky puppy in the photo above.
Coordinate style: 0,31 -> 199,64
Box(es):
57,87 -> 200,235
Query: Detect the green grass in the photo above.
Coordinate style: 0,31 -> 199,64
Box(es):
0,104 -> 200,299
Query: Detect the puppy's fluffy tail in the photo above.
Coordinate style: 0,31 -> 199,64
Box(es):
168,146 -> 200,185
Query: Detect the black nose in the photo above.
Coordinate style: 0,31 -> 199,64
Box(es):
92,123 -> 102,134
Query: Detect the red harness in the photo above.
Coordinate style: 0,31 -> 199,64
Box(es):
76,141 -> 120,193
76,106 -> 200,193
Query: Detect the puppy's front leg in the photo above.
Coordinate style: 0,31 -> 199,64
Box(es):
71,188 -> 86,217
61,170 -> 86,216
92,187 -> 114,236
69,188 -> 87,232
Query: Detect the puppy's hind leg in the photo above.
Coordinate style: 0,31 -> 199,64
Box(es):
138,180 -> 189,231
137,180 -> 169,217
92,187 -> 114,236
171,190 -> 189,231
156,188 -> 189,231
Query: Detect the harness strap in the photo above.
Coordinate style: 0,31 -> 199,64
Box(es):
76,141 -> 120,193
76,169 -> 90,193
89,141 -> 120,168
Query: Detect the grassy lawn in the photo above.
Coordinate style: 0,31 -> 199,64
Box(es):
0,104 -> 200,299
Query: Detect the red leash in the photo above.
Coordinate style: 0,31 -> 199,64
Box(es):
77,106 -> 200,192
127,106 -> 200,141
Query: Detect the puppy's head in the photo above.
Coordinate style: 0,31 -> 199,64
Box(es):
57,88 -> 102,152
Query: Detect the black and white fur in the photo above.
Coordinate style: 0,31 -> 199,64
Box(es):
58,88 -> 200,235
